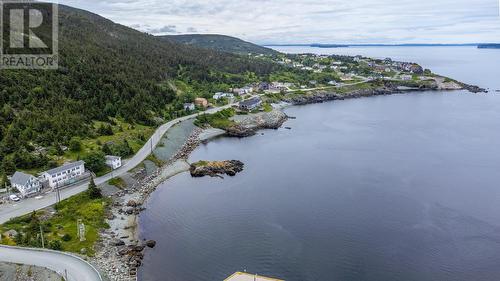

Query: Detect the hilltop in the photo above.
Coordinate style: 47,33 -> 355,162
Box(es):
159,34 -> 278,55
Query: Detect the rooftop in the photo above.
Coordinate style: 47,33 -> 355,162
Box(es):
10,171 -> 35,186
239,97 -> 261,107
105,155 -> 121,160
43,160 -> 85,176
224,272 -> 284,281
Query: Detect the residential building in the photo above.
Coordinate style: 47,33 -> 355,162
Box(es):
184,103 -> 195,111
401,74 -> 412,81
232,86 -> 253,95
239,97 -> 262,111
195,98 -> 209,108
213,92 -> 234,100
10,171 -> 41,198
105,155 -> 122,169
41,161 -> 85,189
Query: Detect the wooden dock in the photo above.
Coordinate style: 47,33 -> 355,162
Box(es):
224,272 -> 284,281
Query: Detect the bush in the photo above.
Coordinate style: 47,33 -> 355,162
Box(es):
61,234 -> 72,242
49,240 -> 63,251
82,152 -> 106,174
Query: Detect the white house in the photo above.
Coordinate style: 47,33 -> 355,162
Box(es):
213,92 -> 234,100
183,103 -> 195,111
41,161 -> 85,189
105,155 -> 122,169
10,171 -> 41,198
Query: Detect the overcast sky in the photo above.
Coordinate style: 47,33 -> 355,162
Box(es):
59,0 -> 500,44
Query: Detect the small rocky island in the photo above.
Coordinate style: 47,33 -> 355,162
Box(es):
190,160 -> 244,177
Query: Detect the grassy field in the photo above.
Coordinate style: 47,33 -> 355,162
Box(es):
0,192 -> 110,256
194,108 -> 236,129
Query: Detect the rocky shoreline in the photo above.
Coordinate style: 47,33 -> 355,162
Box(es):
92,128 -> 204,281
91,78 -> 487,280
283,79 -> 487,106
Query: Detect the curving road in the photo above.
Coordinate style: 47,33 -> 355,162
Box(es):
0,104 -> 234,224
0,245 -> 102,281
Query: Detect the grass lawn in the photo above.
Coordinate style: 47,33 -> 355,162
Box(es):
0,192 -> 110,256
107,177 -> 127,189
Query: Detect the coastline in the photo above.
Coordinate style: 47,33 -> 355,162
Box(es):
93,79 -> 485,281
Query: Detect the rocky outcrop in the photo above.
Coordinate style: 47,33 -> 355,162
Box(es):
190,160 -> 244,177
226,110 -> 288,137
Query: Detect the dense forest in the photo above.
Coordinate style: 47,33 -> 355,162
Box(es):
0,5 -> 281,176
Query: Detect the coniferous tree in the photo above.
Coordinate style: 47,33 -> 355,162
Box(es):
87,177 -> 102,199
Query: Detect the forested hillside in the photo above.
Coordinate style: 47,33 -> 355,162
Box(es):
0,5 -> 280,176
159,34 -> 278,55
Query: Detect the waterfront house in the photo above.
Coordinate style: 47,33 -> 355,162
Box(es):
239,97 -> 262,111
10,171 -> 41,198
105,155 -> 122,169
195,98 -> 209,108
184,103 -> 195,111
41,161 -> 85,189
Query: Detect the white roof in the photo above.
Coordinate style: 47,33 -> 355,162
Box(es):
105,155 -> 121,160
225,272 -> 283,281
43,161 -> 85,176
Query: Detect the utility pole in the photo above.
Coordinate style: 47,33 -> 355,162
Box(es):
55,183 -> 61,204
40,225 -> 45,248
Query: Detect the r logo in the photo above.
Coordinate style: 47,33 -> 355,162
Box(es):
0,1 -> 58,69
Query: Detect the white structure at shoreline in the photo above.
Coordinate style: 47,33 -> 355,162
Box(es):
10,171 -> 41,198
105,155 -> 122,169
225,272 -> 284,281
41,161 -> 85,189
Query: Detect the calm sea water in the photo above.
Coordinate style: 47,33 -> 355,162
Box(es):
139,46 -> 500,281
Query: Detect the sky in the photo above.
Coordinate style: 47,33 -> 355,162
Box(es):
59,0 -> 500,44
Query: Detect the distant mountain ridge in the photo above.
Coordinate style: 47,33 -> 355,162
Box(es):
477,44 -> 500,49
265,43 -> 482,48
159,34 -> 278,55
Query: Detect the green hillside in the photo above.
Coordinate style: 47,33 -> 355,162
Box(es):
0,5 -> 280,175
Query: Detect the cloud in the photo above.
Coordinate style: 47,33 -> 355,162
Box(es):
147,25 -> 178,34
59,0 -> 500,44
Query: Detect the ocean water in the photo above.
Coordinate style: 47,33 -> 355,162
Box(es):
139,46 -> 500,281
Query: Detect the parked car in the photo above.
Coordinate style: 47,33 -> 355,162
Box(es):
9,194 -> 20,202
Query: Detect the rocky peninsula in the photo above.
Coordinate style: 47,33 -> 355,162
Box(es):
190,160 -> 244,178
225,110 -> 288,137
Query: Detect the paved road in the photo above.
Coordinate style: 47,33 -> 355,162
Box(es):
0,245 -> 102,281
0,104 -> 234,224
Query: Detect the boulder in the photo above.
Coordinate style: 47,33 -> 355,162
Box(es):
110,238 -> 125,246
145,240 -> 156,248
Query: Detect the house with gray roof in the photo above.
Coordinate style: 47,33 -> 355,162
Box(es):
10,171 -> 41,198
239,97 -> 262,111
41,160 -> 85,189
